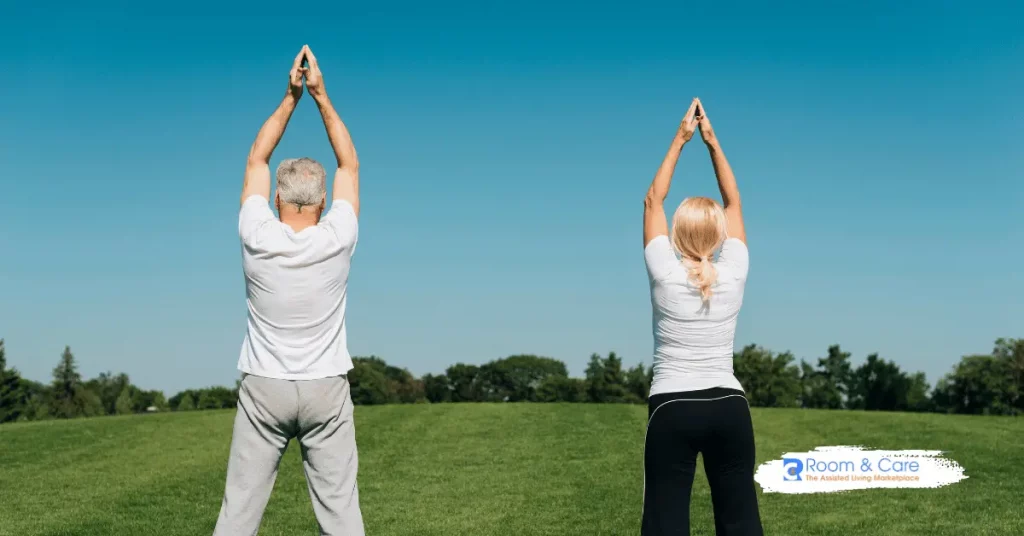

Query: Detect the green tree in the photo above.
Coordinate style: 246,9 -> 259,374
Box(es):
583,353 -> 630,403
905,372 -> 932,412
799,360 -> 828,409
115,388 -> 133,415
446,363 -> 482,402
176,393 -> 196,411
993,338 -> 1024,412
624,362 -> 650,403
477,355 -> 569,402
0,339 -> 28,423
85,372 -> 132,415
422,373 -> 451,403
49,346 -> 102,419
601,353 -> 629,403
201,386 -> 237,409
21,379 -> 51,420
848,354 -> 918,411
800,345 -> 853,409
584,354 -> 607,402
350,357 -> 400,405
197,391 -> 216,410
378,361 -> 425,404
733,345 -> 801,408
537,376 -> 587,402
347,356 -> 425,405
932,352 -> 1017,415
146,390 -> 169,412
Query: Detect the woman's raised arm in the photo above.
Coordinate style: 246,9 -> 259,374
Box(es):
696,99 -> 745,244
644,98 -> 700,247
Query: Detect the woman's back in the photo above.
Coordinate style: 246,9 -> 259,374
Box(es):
644,235 -> 749,396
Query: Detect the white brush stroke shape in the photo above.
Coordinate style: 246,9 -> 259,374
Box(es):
755,445 -> 968,494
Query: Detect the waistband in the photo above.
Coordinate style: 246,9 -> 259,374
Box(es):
648,387 -> 746,407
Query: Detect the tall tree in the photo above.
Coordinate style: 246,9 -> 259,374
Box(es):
601,353 -> 629,403
584,354 -> 606,402
816,345 -> 853,409
799,360 -> 829,409
993,338 -> 1024,413
0,339 -> 27,423
848,354 -> 916,411
49,346 -> 102,419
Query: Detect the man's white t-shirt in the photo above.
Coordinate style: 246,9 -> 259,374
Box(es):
237,195 -> 358,380
644,235 -> 750,396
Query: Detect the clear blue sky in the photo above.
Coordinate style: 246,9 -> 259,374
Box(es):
0,2 -> 1020,395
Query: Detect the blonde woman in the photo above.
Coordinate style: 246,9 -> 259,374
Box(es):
641,98 -> 763,535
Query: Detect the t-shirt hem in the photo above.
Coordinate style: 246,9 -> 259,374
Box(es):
649,376 -> 744,397
238,363 -> 354,381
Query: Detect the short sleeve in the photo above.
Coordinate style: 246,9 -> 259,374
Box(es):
320,199 -> 359,251
717,238 -> 749,280
644,235 -> 678,282
239,195 -> 276,247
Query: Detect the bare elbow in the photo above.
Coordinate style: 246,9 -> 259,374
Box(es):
338,162 -> 359,176
246,156 -> 269,169
724,193 -> 742,209
644,191 -> 663,209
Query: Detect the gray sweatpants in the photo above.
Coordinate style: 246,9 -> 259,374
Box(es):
213,373 -> 365,536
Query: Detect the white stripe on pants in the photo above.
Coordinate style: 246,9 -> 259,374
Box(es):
213,373 -> 364,536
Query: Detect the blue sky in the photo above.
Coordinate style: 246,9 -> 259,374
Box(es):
0,1 -> 1021,395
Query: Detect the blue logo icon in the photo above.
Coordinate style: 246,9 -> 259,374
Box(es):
782,458 -> 803,481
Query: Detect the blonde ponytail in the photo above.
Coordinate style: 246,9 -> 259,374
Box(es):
685,256 -> 718,302
670,197 -> 728,305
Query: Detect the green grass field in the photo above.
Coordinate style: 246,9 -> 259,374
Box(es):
1,404 -> 1021,535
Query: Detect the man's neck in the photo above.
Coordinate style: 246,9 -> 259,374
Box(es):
279,205 -> 321,232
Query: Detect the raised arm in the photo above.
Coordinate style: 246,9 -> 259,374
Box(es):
643,98 -> 699,247
303,46 -> 360,217
240,47 -> 307,206
696,99 -> 745,244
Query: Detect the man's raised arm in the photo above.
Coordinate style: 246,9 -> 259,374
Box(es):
240,47 -> 308,206
303,46 -> 360,217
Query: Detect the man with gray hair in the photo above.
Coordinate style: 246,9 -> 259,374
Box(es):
213,45 -> 364,536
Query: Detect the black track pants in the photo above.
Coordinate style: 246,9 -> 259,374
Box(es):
642,387 -> 764,536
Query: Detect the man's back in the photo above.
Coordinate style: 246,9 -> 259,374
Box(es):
237,195 -> 359,379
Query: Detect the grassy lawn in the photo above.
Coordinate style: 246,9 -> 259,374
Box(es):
0,404 -> 1021,535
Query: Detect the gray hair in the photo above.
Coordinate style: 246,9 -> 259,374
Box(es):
276,157 -> 326,208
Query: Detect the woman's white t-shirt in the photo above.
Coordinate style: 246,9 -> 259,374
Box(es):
644,235 -> 749,396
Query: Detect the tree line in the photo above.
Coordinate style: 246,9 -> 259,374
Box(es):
1,337 -> 1021,424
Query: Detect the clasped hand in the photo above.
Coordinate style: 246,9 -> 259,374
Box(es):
677,97 -> 717,146
288,45 -> 326,100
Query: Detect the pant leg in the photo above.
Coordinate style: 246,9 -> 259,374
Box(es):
702,396 -> 763,536
642,397 -> 699,536
296,375 -> 365,536
213,374 -> 298,536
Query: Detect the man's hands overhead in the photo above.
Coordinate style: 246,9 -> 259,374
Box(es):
302,45 -> 326,99
288,46 -> 307,100
286,45 -> 327,101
